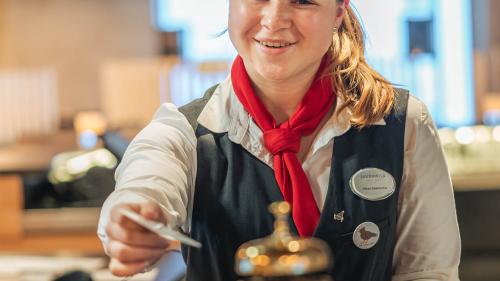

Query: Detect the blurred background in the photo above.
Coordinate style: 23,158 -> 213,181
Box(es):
0,0 -> 499,280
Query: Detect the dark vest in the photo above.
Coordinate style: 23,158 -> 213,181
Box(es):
179,85 -> 409,281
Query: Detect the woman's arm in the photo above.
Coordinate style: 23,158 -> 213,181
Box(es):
97,103 -> 197,267
392,96 -> 461,281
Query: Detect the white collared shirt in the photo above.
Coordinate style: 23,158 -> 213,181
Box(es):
98,76 -> 461,280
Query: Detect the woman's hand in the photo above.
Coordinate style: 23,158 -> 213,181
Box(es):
105,202 -> 170,277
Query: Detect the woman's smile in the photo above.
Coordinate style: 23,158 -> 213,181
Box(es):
254,38 -> 297,55
229,0 -> 339,82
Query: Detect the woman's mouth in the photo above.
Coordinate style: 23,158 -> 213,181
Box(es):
257,41 -> 294,48
254,39 -> 296,55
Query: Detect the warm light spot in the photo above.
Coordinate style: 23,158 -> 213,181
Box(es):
475,126 -> 491,143
288,254 -> 300,264
246,247 -> 258,258
253,255 -> 270,266
278,255 -> 288,265
288,241 -> 300,252
493,126 -> 500,143
455,127 -> 475,145
237,249 -> 246,258
278,202 -> 290,214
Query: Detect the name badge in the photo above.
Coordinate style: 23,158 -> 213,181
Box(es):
349,168 -> 395,201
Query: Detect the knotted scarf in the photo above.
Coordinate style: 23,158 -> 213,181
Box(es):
231,55 -> 336,237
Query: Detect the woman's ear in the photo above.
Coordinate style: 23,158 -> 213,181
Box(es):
334,4 -> 347,27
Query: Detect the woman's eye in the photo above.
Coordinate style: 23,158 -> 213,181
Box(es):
291,0 -> 315,5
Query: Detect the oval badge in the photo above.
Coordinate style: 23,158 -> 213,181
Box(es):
349,168 -> 395,201
353,222 -> 380,250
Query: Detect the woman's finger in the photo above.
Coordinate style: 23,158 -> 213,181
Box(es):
108,258 -> 149,277
110,204 -> 146,231
105,221 -> 169,248
107,240 -> 165,263
139,201 -> 167,223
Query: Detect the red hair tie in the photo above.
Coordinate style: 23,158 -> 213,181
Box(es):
345,0 -> 350,6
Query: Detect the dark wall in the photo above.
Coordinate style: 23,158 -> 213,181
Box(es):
455,189 -> 500,281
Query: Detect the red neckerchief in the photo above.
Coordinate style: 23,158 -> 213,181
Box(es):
231,55 -> 336,237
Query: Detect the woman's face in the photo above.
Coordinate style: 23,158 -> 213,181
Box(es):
229,0 -> 344,83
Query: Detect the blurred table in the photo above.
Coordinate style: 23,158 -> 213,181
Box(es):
0,130 -> 76,173
0,131 -> 104,255
452,173 -> 500,191
439,126 -> 500,192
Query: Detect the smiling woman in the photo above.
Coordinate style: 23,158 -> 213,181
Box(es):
229,0 -> 394,127
98,1 -> 461,280
228,0 -> 342,124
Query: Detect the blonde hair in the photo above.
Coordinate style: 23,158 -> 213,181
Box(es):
328,2 -> 395,128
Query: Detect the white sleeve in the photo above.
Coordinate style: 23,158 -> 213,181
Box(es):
392,96 -> 461,280
97,103 -> 197,251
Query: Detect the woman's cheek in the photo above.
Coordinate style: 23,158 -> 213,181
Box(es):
229,6 -> 258,49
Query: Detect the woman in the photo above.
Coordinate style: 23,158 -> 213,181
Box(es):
98,0 -> 461,280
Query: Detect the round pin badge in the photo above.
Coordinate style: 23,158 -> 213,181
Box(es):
353,222 -> 380,250
349,168 -> 396,201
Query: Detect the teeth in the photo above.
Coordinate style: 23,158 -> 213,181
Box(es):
259,41 -> 291,48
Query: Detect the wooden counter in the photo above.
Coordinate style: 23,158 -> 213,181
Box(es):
0,131 -> 77,173
0,173 -> 104,255
0,131 -> 104,255
452,173 -> 500,191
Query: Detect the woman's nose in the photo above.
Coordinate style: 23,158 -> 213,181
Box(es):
260,2 -> 292,31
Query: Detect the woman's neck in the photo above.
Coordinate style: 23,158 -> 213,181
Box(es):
247,64 -> 320,124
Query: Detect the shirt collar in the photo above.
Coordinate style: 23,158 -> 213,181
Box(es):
197,75 -> 386,153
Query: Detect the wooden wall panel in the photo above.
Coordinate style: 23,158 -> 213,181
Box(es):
0,174 -> 23,240
0,0 -> 162,119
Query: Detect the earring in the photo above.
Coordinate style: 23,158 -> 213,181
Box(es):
333,26 -> 338,33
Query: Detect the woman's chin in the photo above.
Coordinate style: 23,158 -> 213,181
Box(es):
255,65 -> 291,82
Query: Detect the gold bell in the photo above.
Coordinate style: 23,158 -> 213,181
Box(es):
234,201 -> 333,281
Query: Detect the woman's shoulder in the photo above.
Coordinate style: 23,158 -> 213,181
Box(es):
178,84 -> 220,130
388,88 -> 431,127
404,93 -> 432,127
402,93 -> 440,151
